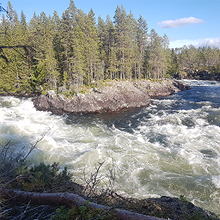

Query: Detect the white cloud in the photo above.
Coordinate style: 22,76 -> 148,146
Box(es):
169,37 -> 220,49
158,17 -> 205,28
197,38 -> 220,48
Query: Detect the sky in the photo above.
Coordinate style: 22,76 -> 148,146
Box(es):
1,0 -> 220,49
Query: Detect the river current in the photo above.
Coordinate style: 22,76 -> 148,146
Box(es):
0,80 -> 220,214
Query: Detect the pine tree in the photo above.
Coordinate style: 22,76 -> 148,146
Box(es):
114,5 -> 132,80
186,45 -> 198,68
167,48 -> 179,77
97,16 -> 107,80
84,9 -> 101,85
29,12 -> 59,91
136,15 -> 148,79
1,2 -> 21,92
105,15 -> 117,80
15,10 -> 32,92
178,45 -> 188,72
146,29 -> 166,80
126,11 -> 138,80
0,14 -> 11,92
71,24 -> 86,91
52,11 -> 63,78
161,34 -> 171,78
60,2 -> 76,88
68,0 -> 78,21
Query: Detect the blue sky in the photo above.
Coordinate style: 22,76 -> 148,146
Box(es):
1,0 -> 220,48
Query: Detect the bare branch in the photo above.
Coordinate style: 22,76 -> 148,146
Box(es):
83,161 -> 105,198
0,188 -> 164,220
23,127 -> 51,161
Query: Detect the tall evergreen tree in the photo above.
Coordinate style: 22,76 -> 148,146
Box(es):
146,29 -> 167,80
71,24 -> 86,90
0,13 -> 11,92
60,1 -> 77,88
136,15 -> 148,79
178,45 -> 188,72
167,48 -> 179,76
1,2 -> 21,92
97,16 -> 107,80
29,12 -> 59,90
15,10 -> 33,91
84,9 -> 101,84
52,11 -> 64,78
114,5 -> 133,80
105,15 -> 117,80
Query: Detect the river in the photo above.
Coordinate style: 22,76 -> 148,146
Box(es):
0,80 -> 220,214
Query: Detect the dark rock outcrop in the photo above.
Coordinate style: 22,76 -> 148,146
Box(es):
32,79 -> 190,114
139,196 -> 218,220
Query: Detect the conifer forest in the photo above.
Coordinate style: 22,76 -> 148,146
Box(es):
0,0 -> 220,94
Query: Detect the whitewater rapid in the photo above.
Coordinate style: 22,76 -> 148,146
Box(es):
0,80 -> 220,214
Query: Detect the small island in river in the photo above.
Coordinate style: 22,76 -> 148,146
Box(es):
32,79 -> 190,114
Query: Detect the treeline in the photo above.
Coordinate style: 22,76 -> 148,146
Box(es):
0,1 -> 220,94
170,46 -> 220,80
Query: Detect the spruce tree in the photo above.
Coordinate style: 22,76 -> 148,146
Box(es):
1,2 -> 20,92
52,11 -> 64,78
71,24 -> 86,90
98,16 -> 107,80
0,14 -> 10,92
114,5 -> 128,80
167,48 -> 179,77
146,29 -> 166,80
105,15 -> 117,80
136,15 -> 148,79
60,5 -> 75,88
84,9 -> 101,84
15,10 -> 32,92
127,11 -> 139,80
29,12 -> 59,91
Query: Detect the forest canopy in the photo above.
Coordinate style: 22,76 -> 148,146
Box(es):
0,0 -> 220,94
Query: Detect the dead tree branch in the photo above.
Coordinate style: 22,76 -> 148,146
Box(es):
0,188 -> 164,220
83,162 -> 105,198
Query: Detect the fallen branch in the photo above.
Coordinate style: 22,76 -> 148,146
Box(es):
0,188 -> 164,220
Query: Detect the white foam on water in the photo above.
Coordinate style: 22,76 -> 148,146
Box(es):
212,176 -> 220,188
1,80 -> 220,215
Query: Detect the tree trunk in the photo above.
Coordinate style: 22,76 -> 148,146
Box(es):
0,188 -> 164,220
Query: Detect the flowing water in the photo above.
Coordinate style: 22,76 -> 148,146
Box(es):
1,80 -> 220,214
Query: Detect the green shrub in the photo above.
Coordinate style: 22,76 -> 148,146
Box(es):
17,162 -> 72,190
52,201 -> 117,220
52,206 -> 69,220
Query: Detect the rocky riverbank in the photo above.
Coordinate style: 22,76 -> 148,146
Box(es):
33,79 -> 190,114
